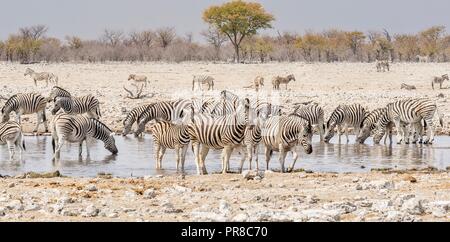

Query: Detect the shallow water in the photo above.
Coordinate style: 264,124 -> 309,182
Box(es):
0,135 -> 449,177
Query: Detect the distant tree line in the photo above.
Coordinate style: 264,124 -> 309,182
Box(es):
1,24 -> 449,63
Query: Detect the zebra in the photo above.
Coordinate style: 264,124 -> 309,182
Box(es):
293,103 -> 325,141
183,98 -> 255,175
416,55 -> 429,63
51,113 -> 118,161
52,96 -> 101,119
356,108 -> 394,144
262,114 -> 313,173
192,75 -> 214,91
149,121 -> 190,173
376,60 -> 390,72
1,93 -> 48,133
324,104 -> 366,143
431,74 -> 449,90
122,104 -> 154,136
0,121 -> 25,161
272,74 -> 296,90
372,98 -> 442,144
24,68 -> 58,87
134,99 -> 190,136
48,86 -> 72,101
128,74 -> 149,87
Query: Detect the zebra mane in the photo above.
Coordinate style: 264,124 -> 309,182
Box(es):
90,118 -> 113,133
2,94 -> 18,112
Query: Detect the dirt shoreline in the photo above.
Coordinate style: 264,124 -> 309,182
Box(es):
0,169 -> 449,222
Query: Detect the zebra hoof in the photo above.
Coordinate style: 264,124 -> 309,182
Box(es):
286,167 -> 294,173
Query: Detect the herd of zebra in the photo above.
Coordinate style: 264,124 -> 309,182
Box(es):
0,84 -> 444,175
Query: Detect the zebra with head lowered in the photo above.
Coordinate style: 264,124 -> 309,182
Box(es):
49,86 -> 101,119
324,104 -> 366,143
356,108 -> 395,144
0,121 -> 25,161
183,98 -> 256,175
293,102 -> 325,142
192,75 -> 214,91
51,113 -> 118,161
272,74 -> 296,90
262,113 -> 313,173
150,120 -> 190,173
122,104 -> 154,136
431,74 -> 449,90
1,93 -> 48,133
24,68 -> 58,87
134,99 -> 190,136
372,98 -> 443,145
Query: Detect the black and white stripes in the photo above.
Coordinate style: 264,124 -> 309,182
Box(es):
0,121 -> 25,161
324,104 -> 366,143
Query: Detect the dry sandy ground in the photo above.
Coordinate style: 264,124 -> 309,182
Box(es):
0,62 -> 449,134
0,169 -> 449,222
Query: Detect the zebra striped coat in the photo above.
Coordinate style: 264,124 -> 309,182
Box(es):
262,114 -> 313,173
324,104 -> 366,143
431,74 -> 449,90
373,98 -> 442,144
150,121 -> 190,173
134,99 -> 190,136
272,74 -> 296,90
52,96 -> 101,119
293,103 -> 325,141
1,93 -> 48,133
122,104 -> 153,136
192,75 -> 214,91
0,121 -> 25,161
24,68 -> 58,86
184,98 -> 253,175
51,113 -> 118,161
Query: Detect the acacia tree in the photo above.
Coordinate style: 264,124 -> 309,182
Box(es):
419,26 -> 445,59
203,0 -> 274,63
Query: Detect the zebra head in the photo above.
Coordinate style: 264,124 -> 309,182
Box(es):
52,97 -> 71,115
356,118 -> 373,144
324,106 -> 344,143
128,74 -> 135,80
122,114 -> 135,136
134,105 -> 158,136
235,98 -> 257,129
287,74 -> 296,82
24,68 -> 33,76
90,118 -> 118,154
48,86 -> 71,102
299,121 -> 313,154
443,74 -> 449,81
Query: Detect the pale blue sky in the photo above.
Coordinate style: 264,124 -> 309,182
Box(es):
2,0 -> 449,41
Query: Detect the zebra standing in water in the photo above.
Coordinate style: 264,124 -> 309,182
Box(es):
49,86 -> 101,119
0,121 -> 25,161
149,121 -> 190,173
324,104 -> 366,143
1,93 -> 48,133
122,104 -> 154,136
192,75 -> 215,91
24,68 -> 58,87
262,114 -> 313,173
372,98 -> 442,145
356,108 -> 394,144
184,98 -> 255,175
51,113 -> 118,161
293,103 -> 325,141
134,99 -> 190,136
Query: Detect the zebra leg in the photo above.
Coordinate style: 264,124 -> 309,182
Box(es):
238,146 -> 246,173
79,141 -> 83,159
254,145 -> 259,171
337,125 -> 342,143
7,140 -> 15,161
247,144 -> 253,171
54,137 -> 65,161
192,143 -> 202,175
287,147 -> 299,172
200,145 -> 209,175
154,143 -> 161,169
393,119 -> 403,144
221,146 -> 233,174
344,124 -> 350,143
318,122 -> 325,142
42,110 -> 48,133
180,145 -> 188,174
175,147 -> 180,172
159,147 -> 167,169
264,146 -> 271,170
423,118 -> 434,144
33,113 -> 41,133
278,145 -> 287,173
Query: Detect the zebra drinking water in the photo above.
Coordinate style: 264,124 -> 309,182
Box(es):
51,113 -> 118,161
293,103 -> 325,141
0,121 -> 25,161
122,104 -> 154,136
324,104 -> 366,143
262,114 -> 313,173
1,93 -> 48,133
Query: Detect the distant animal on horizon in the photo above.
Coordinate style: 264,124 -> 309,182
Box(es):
244,76 -> 264,91
376,60 -> 390,72
24,68 -> 58,87
272,74 -> 296,90
401,83 -> 416,90
192,75 -> 215,91
432,74 -> 449,90
416,55 -> 429,63
128,74 -> 149,87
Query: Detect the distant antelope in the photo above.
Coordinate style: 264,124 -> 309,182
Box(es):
416,55 -> 429,63
128,74 -> 149,87
192,75 -> 214,91
432,74 -> 449,90
24,68 -> 58,87
272,74 -> 295,90
376,60 -> 390,72
244,76 -> 264,91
